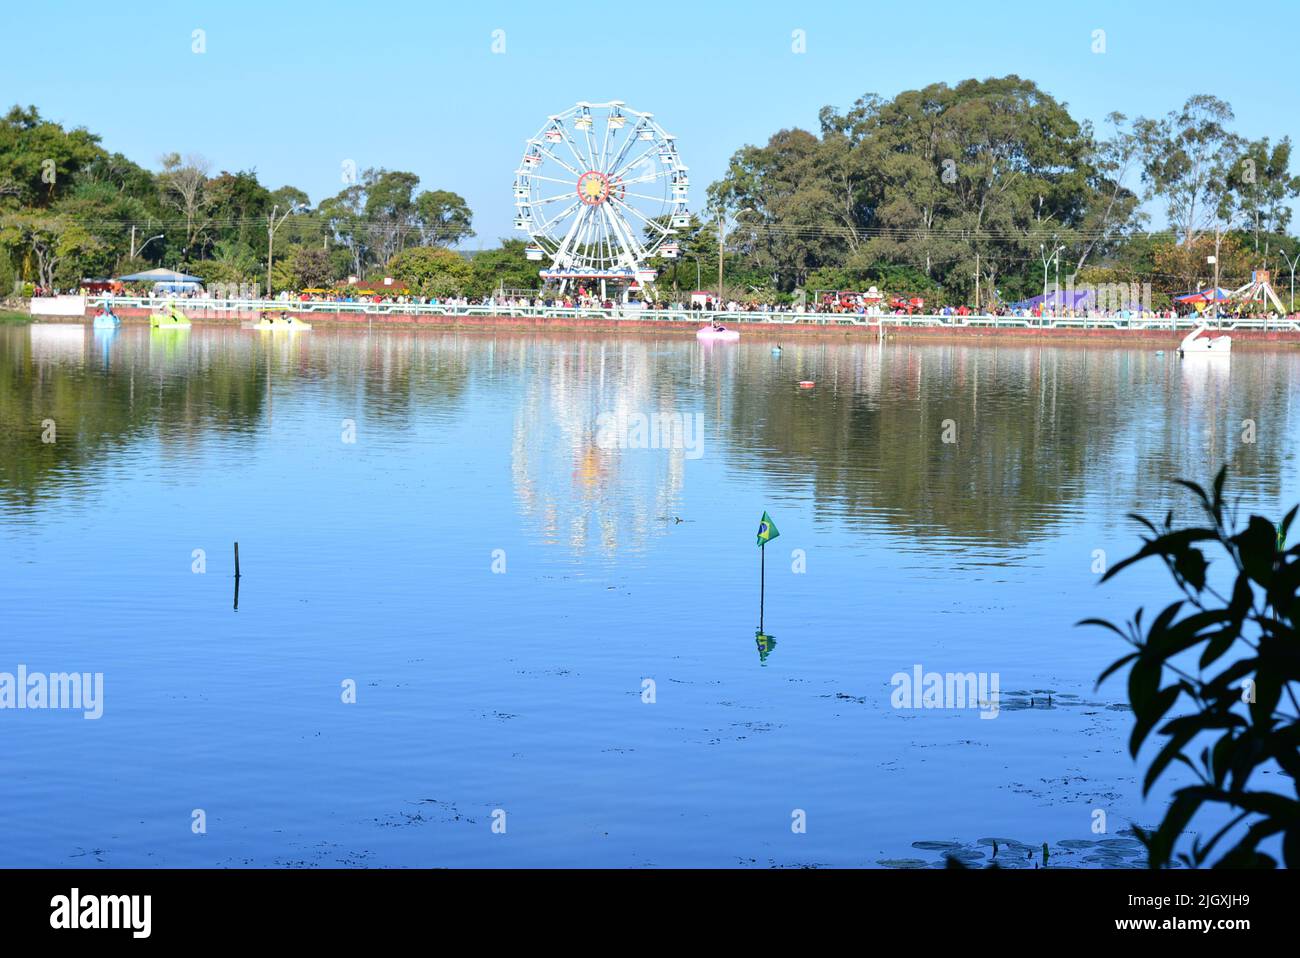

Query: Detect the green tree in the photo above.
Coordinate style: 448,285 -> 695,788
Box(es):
206,170 -> 272,254
387,245 -> 472,297
1135,95 -> 1244,246
319,184 -> 368,278
319,171 -> 475,276
468,239 -> 537,296
710,77 -> 1136,300
846,76 -> 1104,303
52,180 -> 148,275
157,152 -> 212,254
1069,113 -> 1147,276
288,246 -> 335,289
1224,137 -> 1300,257
0,212 -> 101,289
709,127 -> 849,289
188,239 -> 259,286
416,189 -> 474,247
0,105 -> 104,211
364,168 -> 421,265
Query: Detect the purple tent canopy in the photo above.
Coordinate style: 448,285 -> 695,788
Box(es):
1012,286 -> 1148,310
1011,289 -> 1096,310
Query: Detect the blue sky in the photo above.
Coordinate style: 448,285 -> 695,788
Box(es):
4,0 -> 1298,244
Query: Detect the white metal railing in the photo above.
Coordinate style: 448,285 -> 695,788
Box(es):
81,297 -> 1300,333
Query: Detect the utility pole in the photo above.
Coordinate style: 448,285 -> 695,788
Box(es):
714,206 -> 758,309
1206,230 -> 1216,297
717,216 -> 725,308
1209,234 -> 1222,329
1208,220 -> 1235,326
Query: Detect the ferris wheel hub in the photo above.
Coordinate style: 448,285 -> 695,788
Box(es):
577,170 -> 611,206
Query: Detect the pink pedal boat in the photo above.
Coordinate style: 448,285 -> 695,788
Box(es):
696,323 -> 740,342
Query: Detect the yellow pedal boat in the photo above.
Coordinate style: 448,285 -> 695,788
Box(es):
248,314 -> 312,331
150,308 -> 192,329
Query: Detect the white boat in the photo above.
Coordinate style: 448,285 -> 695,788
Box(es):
1177,323 -> 1231,356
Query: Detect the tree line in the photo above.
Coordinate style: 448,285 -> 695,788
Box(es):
0,104 -> 531,298
696,76 -> 1300,306
4,76 -> 1300,306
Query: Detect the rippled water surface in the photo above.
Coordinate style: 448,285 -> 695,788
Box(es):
2,323 -> 1297,867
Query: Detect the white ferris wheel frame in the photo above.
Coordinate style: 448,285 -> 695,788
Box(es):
513,100 -> 688,289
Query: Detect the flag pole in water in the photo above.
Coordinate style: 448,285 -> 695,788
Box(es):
756,511 -> 779,631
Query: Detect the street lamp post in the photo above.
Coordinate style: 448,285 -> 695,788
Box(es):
717,216 -> 724,309
1040,243 -> 1063,323
716,206 -> 757,310
266,203 -> 298,299
1280,248 -> 1300,314
130,229 -> 164,260
1040,244 -> 1048,316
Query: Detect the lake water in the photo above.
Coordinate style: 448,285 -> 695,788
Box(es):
2,323 -> 1297,868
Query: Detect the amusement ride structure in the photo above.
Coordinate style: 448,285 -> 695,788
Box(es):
513,101 -> 689,301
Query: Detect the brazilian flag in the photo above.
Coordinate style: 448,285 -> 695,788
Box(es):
756,511 -> 780,547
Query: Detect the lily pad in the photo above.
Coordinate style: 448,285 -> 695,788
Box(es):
912,840 -> 962,851
1098,838 -> 1144,849
877,858 -> 928,869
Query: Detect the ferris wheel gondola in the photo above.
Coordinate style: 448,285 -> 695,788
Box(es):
513,100 -> 688,296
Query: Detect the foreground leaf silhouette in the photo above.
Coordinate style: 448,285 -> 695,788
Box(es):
1083,467 -> 1300,868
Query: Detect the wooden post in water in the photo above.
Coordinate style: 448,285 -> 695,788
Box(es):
234,541 -> 241,579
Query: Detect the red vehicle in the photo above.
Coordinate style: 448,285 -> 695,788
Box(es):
888,295 -> 926,314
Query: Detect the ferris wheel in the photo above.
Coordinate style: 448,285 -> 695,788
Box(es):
514,101 -> 689,293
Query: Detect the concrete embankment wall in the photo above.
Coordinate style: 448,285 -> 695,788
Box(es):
83,305 -> 1300,348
